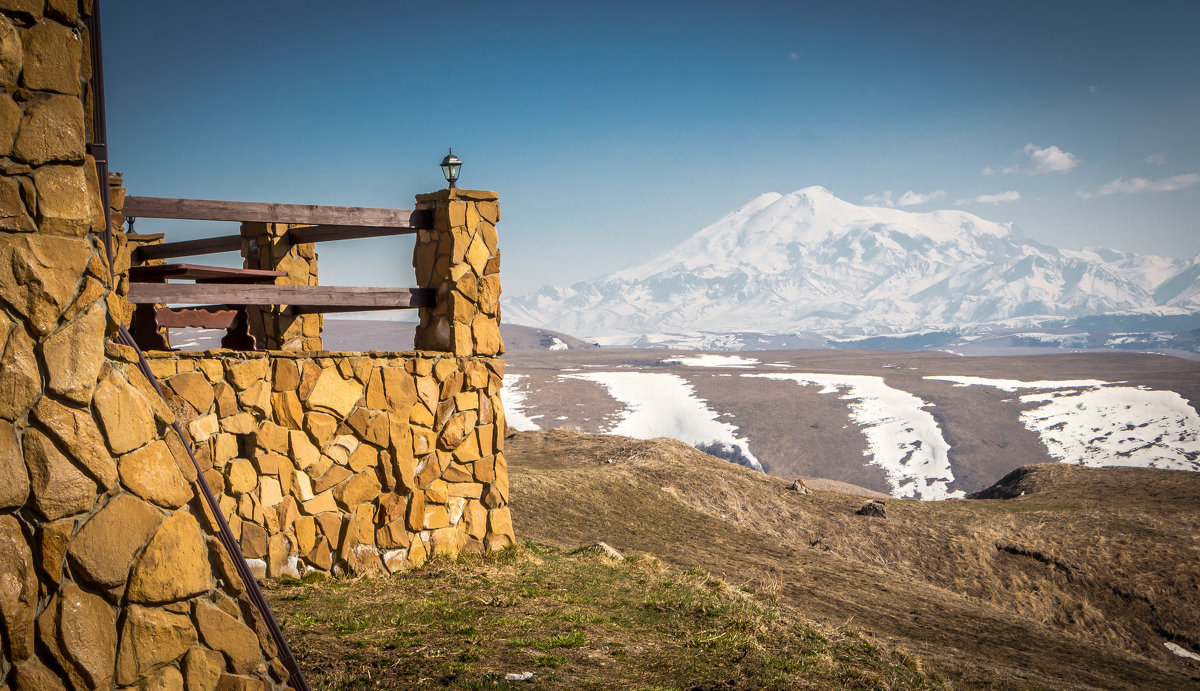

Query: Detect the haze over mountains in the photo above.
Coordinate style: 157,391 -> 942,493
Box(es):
506,187 -> 1200,351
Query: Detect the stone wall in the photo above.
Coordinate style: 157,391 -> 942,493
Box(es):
1,4 -> 290,689
146,349 -> 514,578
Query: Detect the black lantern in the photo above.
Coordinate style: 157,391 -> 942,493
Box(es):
440,148 -> 462,189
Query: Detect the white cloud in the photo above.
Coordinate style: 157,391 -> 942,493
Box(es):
1021,144 -> 1079,174
1078,173 -> 1199,199
1142,153 -> 1166,166
863,189 -> 945,208
862,191 -> 894,207
897,189 -> 945,207
956,190 -> 1020,205
984,143 -> 1079,175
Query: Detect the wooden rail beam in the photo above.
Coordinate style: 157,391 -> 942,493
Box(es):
126,283 -> 435,311
129,264 -> 285,282
133,234 -> 243,262
124,196 -> 433,228
287,223 -> 422,244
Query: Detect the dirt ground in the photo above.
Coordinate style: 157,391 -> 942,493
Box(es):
503,349 -> 1200,495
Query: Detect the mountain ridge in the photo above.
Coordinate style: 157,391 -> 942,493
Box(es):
506,187 -> 1199,346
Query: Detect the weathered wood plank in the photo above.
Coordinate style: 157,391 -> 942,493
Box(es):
127,283 -> 435,310
124,196 -> 431,227
133,234 -> 243,261
155,306 -> 239,329
130,264 -> 285,282
289,304 -> 428,314
287,222 -> 422,245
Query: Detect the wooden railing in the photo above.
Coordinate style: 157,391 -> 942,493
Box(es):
122,196 -> 435,351
125,196 -> 433,261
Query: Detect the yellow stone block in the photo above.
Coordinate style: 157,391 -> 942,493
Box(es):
425,479 -> 448,504
294,516 -> 316,555
348,444 -> 378,473
237,379 -> 272,417
452,431 -> 482,464
453,324 -> 474,356
454,391 -> 478,411
465,235 -> 490,276
302,489 -> 337,515
479,221 -> 498,256
443,462 -> 473,483
432,357 -> 458,381
405,490 -> 425,532
447,482 -> 482,499
430,527 -> 459,558
477,200 -> 499,224
423,505 -> 449,530
365,368 -> 386,409
447,202 -> 466,229
413,358 -> 433,377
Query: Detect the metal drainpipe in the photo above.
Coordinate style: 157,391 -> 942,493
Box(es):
87,3 -> 310,689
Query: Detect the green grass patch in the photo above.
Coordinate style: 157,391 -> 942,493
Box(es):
266,543 -> 943,690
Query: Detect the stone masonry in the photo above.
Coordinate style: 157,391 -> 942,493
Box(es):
1,4 -> 290,689
239,222 -> 322,352
145,349 -> 514,578
413,189 -> 503,356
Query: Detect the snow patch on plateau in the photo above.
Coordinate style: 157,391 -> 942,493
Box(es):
500,374 -> 542,432
926,375 -> 1112,392
925,376 -> 1200,471
751,373 -> 963,500
1019,387 -> 1200,470
662,354 -> 760,368
562,372 -> 762,471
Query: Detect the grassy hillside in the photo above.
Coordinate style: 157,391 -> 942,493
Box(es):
267,430 -> 1200,689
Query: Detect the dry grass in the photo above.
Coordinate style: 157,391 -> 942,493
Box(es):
506,429 -> 1200,689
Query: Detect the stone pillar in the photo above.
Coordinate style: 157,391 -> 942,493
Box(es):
413,189 -> 502,355
0,6 -> 290,688
240,222 -> 322,351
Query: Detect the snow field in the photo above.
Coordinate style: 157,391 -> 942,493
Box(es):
926,376 -> 1200,471
498,374 -> 542,432
751,373 -> 963,501
926,375 -> 1112,392
661,354 -> 761,368
562,372 -> 763,471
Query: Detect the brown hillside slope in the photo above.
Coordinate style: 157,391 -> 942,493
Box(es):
508,429 -> 1200,689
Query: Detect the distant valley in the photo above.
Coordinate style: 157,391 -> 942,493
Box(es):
501,349 -> 1200,498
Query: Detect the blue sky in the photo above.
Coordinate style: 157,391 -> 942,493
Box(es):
103,1 -> 1200,296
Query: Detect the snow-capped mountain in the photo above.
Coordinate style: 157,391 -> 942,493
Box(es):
505,187 -> 1200,344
